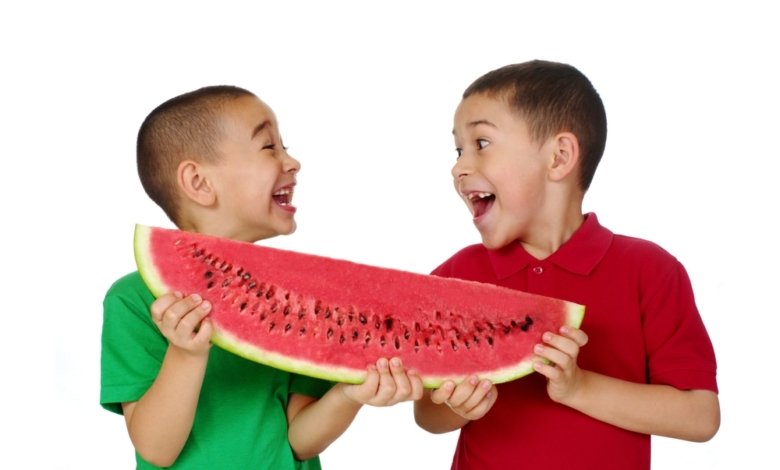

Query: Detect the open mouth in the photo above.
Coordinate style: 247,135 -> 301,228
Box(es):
467,191 -> 495,218
272,186 -> 295,210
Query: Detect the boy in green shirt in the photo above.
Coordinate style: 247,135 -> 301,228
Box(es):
101,85 -> 422,469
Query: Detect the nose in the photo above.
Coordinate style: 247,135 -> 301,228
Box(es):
451,154 -> 471,180
283,150 -> 301,174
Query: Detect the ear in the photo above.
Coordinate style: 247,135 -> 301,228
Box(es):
177,160 -> 216,207
549,132 -> 580,182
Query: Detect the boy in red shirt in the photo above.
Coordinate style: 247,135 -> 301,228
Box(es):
413,60 -> 720,469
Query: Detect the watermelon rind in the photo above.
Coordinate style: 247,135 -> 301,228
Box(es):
134,224 -> 171,297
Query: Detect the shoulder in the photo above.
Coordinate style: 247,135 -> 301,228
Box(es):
609,233 -> 681,269
103,271 -> 155,313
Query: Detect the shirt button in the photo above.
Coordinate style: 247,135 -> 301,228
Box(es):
532,266 -> 544,275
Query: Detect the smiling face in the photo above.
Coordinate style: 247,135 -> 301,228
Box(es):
452,93 -> 557,250
204,95 -> 301,242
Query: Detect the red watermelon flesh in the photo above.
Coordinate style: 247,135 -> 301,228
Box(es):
134,225 -> 585,387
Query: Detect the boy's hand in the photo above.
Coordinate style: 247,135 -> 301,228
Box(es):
429,376 -> 497,421
150,292 -> 213,357
341,358 -> 424,406
533,325 -> 589,404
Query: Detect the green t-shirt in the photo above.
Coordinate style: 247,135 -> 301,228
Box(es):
101,272 -> 333,469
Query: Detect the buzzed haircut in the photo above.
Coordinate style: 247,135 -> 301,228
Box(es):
463,60 -> 608,191
137,85 -> 255,225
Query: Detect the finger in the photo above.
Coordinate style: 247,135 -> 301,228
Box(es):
533,357 -> 562,380
463,383 -> 497,419
430,381 -> 456,405
177,300 -> 212,337
372,358 -> 397,404
460,379 -> 493,413
150,292 -> 183,323
160,294 -> 205,331
388,358 -> 412,399
540,332 -> 579,366
193,318 -> 214,345
560,326 -> 589,347
534,340 -> 573,370
447,376 -> 480,408
407,369 -> 424,401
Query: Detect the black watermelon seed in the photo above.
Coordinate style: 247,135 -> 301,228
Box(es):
284,323 -> 292,333
204,271 -> 213,278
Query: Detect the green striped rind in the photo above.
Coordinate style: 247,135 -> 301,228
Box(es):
133,224 -> 170,298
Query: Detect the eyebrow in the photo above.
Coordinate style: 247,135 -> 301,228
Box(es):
251,120 -> 271,139
452,119 -> 497,135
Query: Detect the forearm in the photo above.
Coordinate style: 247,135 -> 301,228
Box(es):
413,391 -> 469,434
288,384 -> 363,460
563,370 -> 720,442
123,346 -> 208,466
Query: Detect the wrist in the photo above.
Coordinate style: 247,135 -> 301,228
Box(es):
335,383 -> 365,409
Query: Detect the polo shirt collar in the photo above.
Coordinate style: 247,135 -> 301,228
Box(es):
486,213 -> 613,279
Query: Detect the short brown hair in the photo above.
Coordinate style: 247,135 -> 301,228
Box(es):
136,85 -> 255,225
463,60 -> 607,191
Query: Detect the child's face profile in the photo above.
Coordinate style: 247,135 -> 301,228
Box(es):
451,93 -> 555,250
204,95 -> 301,242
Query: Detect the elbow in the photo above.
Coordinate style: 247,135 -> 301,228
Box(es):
137,450 -> 179,468
690,411 -> 720,443
686,392 -> 721,442
291,448 -> 318,462
132,438 -> 181,468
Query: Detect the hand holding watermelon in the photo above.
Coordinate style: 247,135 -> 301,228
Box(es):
532,326 -> 589,404
429,375 -> 498,421
150,292 -> 214,357
338,357 -> 424,407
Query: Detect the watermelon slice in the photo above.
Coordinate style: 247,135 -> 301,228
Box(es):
134,225 -> 585,387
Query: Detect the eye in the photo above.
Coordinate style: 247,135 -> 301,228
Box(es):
455,147 -> 463,159
476,138 -> 489,150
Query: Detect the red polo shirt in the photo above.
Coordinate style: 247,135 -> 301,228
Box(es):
432,213 -> 718,470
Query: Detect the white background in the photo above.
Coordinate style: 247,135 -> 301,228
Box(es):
2,1 -> 777,468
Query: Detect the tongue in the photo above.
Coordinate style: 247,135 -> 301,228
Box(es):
273,194 -> 289,205
473,196 -> 494,218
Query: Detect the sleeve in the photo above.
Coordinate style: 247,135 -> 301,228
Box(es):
289,373 -> 334,398
641,259 -> 718,393
100,274 -> 169,414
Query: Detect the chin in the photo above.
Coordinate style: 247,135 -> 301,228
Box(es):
479,232 -> 514,251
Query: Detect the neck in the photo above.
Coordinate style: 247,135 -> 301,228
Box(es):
519,204 -> 584,260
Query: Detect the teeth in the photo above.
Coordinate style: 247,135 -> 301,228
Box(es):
467,192 -> 493,201
273,188 -> 292,196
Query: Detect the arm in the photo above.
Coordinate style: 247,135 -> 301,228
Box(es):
287,358 -> 424,460
535,326 -> 720,442
122,293 -> 213,467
